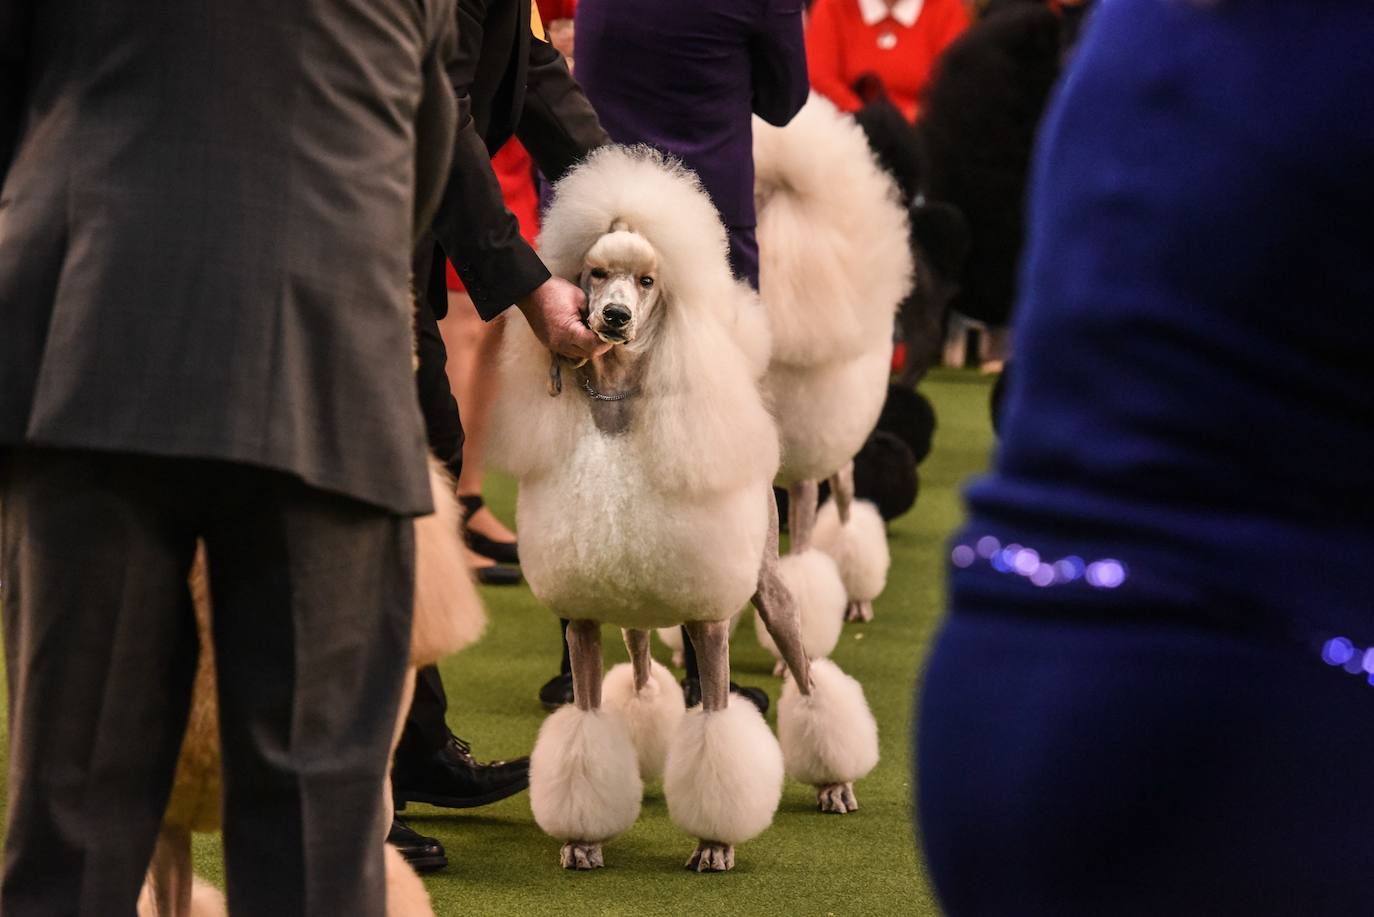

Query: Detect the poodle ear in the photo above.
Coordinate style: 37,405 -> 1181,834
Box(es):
911,200 -> 971,279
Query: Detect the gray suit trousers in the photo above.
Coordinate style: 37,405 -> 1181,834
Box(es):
0,448 -> 414,916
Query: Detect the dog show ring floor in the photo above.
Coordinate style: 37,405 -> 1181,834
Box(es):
0,368 -> 995,917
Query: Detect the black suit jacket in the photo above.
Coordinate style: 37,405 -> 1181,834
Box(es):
426,0 -> 609,320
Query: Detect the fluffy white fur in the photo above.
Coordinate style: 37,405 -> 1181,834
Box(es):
137,876 -> 226,917
812,499 -> 891,603
754,95 -> 912,486
385,844 -> 436,917
663,702 -> 784,845
753,550 -> 846,662
601,660 -> 686,780
766,347 -> 893,485
488,146 -> 782,629
530,705 -> 643,843
411,460 -> 486,666
730,281 -> 774,382
655,625 -> 685,667
754,95 -> 912,368
778,659 -> 879,786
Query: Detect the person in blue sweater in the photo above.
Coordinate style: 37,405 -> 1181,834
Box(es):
916,1 -> 1374,914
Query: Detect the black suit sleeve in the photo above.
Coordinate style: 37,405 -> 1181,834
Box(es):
430,0 -> 551,320
0,0 -> 32,186
750,0 -> 810,127
515,36 -> 610,184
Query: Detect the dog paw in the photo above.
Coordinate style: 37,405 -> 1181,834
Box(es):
818,782 -> 859,814
844,600 -> 873,623
560,841 -> 604,870
685,841 -> 735,872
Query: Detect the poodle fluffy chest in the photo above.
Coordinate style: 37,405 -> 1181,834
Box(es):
516,417 -> 769,630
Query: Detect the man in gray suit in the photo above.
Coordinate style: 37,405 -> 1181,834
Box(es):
0,2 -> 464,913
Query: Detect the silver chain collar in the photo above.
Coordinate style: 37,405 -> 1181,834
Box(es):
580,374 -> 636,402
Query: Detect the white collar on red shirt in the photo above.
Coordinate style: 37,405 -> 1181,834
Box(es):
858,0 -> 924,28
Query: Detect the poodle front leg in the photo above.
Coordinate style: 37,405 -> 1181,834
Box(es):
787,480 -> 819,553
667,620 -> 783,873
568,619 -> 603,711
683,620 -> 730,714
530,620 -> 643,870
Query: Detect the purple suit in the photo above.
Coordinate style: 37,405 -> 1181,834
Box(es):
574,0 -> 808,287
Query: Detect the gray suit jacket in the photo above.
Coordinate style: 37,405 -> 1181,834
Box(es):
0,0 -> 457,515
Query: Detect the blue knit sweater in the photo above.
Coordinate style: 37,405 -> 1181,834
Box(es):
950,0 -> 1374,652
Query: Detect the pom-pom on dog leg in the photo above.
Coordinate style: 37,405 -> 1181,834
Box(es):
530,620 -> 643,869
667,619 -> 784,872
778,658 -> 879,814
602,629 -> 685,780
817,463 -> 889,623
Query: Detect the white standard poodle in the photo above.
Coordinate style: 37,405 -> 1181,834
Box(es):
490,145 -> 879,872
753,95 -> 914,624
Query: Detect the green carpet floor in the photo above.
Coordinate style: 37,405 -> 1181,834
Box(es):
0,368 -> 994,916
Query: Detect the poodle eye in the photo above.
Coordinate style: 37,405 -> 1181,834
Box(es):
589,267 -> 608,280
638,276 -> 655,289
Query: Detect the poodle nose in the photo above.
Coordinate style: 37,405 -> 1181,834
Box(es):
603,304 -> 631,328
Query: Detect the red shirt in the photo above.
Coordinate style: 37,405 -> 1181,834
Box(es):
806,0 -> 970,122
446,139 -> 541,290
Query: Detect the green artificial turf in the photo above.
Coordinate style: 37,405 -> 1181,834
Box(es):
0,368 -> 995,916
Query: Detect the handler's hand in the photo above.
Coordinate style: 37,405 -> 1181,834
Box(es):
517,277 -> 611,361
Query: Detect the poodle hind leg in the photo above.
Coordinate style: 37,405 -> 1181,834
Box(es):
787,480 -> 819,554
623,628 -> 652,691
602,628 -> 686,780
753,489 -> 812,692
829,463 -> 874,623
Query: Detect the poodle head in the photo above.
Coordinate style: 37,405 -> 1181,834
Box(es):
580,226 -> 662,346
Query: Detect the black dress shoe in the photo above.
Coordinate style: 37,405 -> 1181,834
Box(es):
459,495 -> 520,565
387,817 -> 448,873
538,671 -> 575,710
681,678 -> 769,717
473,562 -> 522,586
393,735 -> 529,810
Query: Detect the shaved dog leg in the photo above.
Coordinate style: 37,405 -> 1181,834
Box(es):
682,620 -> 731,712
787,480 -> 819,554
559,620 -> 609,870
623,628 -> 653,692
753,490 -> 812,694
830,461 -> 855,526
567,620 -> 603,711
682,619 -> 745,873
